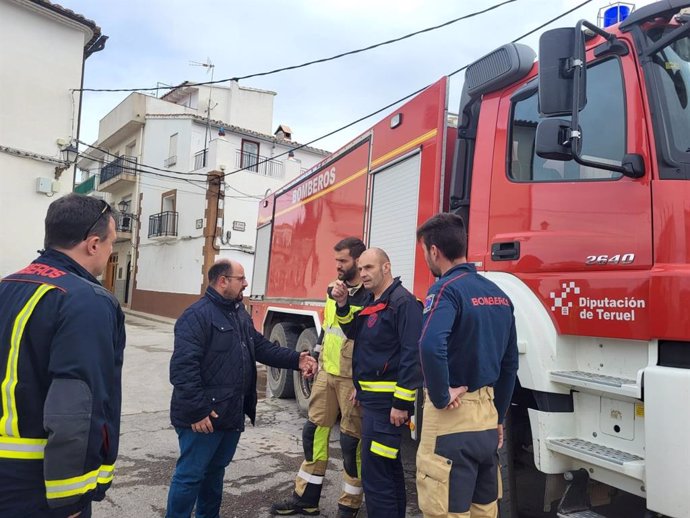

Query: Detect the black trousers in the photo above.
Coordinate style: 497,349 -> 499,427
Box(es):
360,406 -> 406,518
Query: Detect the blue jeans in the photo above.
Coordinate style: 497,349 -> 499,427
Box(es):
166,427 -> 241,518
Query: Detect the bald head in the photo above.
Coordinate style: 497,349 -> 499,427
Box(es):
358,247 -> 393,298
364,247 -> 390,264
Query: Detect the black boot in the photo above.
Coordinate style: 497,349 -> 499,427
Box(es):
270,495 -> 320,516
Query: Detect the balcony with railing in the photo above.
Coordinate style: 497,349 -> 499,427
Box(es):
235,150 -> 283,179
197,138 -> 303,185
115,212 -> 135,242
193,149 -> 207,170
99,156 -> 137,192
148,211 -> 178,238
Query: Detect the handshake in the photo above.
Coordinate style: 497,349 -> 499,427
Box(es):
298,352 -> 318,378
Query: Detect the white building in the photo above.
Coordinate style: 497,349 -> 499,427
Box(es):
76,82 -> 328,317
0,0 -> 105,277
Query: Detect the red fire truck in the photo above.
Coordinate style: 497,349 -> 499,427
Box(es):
249,2 -> 690,516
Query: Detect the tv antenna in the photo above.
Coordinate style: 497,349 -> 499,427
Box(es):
190,58 -> 216,165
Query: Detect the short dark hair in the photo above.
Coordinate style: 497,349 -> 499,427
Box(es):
44,194 -> 113,250
416,213 -> 467,260
208,261 -> 232,284
334,237 -> 365,259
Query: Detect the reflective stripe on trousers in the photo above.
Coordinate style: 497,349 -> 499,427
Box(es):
361,406 -> 405,518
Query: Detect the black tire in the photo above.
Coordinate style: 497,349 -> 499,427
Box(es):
293,328 -> 317,416
267,323 -> 301,399
498,409 -> 518,518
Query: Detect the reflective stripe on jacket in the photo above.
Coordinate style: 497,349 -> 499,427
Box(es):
336,278 -> 423,412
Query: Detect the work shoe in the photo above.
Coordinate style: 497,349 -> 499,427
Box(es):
336,505 -> 359,518
270,496 -> 320,516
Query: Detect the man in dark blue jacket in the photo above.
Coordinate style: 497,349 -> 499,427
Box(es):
0,194 -> 125,518
332,248 -> 422,518
415,213 -> 518,518
166,259 -> 317,518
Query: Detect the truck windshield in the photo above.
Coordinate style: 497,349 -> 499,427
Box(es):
647,28 -> 690,166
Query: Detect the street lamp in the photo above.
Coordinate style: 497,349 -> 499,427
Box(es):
61,144 -> 79,164
118,199 -> 130,213
55,143 -> 79,179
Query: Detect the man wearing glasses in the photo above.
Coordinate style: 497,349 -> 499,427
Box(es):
166,259 -> 318,518
0,194 -> 125,518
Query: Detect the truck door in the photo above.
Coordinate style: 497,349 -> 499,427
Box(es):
486,53 -> 653,340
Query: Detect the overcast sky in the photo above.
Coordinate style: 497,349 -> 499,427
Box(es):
61,0 -> 649,153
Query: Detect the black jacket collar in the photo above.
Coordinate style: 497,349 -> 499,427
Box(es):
40,249 -> 99,284
442,262 -> 476,279
373,277 -> 403,304
205,286 -> 241,311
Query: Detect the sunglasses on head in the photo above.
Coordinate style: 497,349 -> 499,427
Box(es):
83,199 -> 110,241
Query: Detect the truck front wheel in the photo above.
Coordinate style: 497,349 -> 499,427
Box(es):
293,327 -> 317,416
267,322 -> 301,398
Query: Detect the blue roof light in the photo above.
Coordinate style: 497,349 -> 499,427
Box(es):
601,4 -> 633,28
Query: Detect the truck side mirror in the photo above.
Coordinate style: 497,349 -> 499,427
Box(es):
538,28 -> 587,116
535,119 -> 573,161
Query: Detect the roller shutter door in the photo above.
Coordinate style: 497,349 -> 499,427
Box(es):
368,153 -> 421,291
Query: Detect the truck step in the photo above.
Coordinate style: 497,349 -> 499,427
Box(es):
547,437 -> 644,480
550,370 -> 640,398
557,511 -> 607,518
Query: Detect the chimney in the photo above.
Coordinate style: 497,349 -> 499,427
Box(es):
274,124 -> 292,141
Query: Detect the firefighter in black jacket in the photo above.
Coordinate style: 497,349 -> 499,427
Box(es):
0,194 -> 125,518
332,248 -> 422,518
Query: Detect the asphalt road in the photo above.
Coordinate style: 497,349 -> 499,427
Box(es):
94,312 -> 422,518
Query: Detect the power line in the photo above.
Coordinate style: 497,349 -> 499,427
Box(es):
75,150 -> 208,192
78,140 -> 270,197
214,0 -> 595,181
77,140 -> 209,178
510,0 -> 593,43
448,0 -> 594,77
77,140 -> 292,198
75,1 -> 518,93
76,149 -> 265,199
120,177 -> 259,200
77,0 -> 595,191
